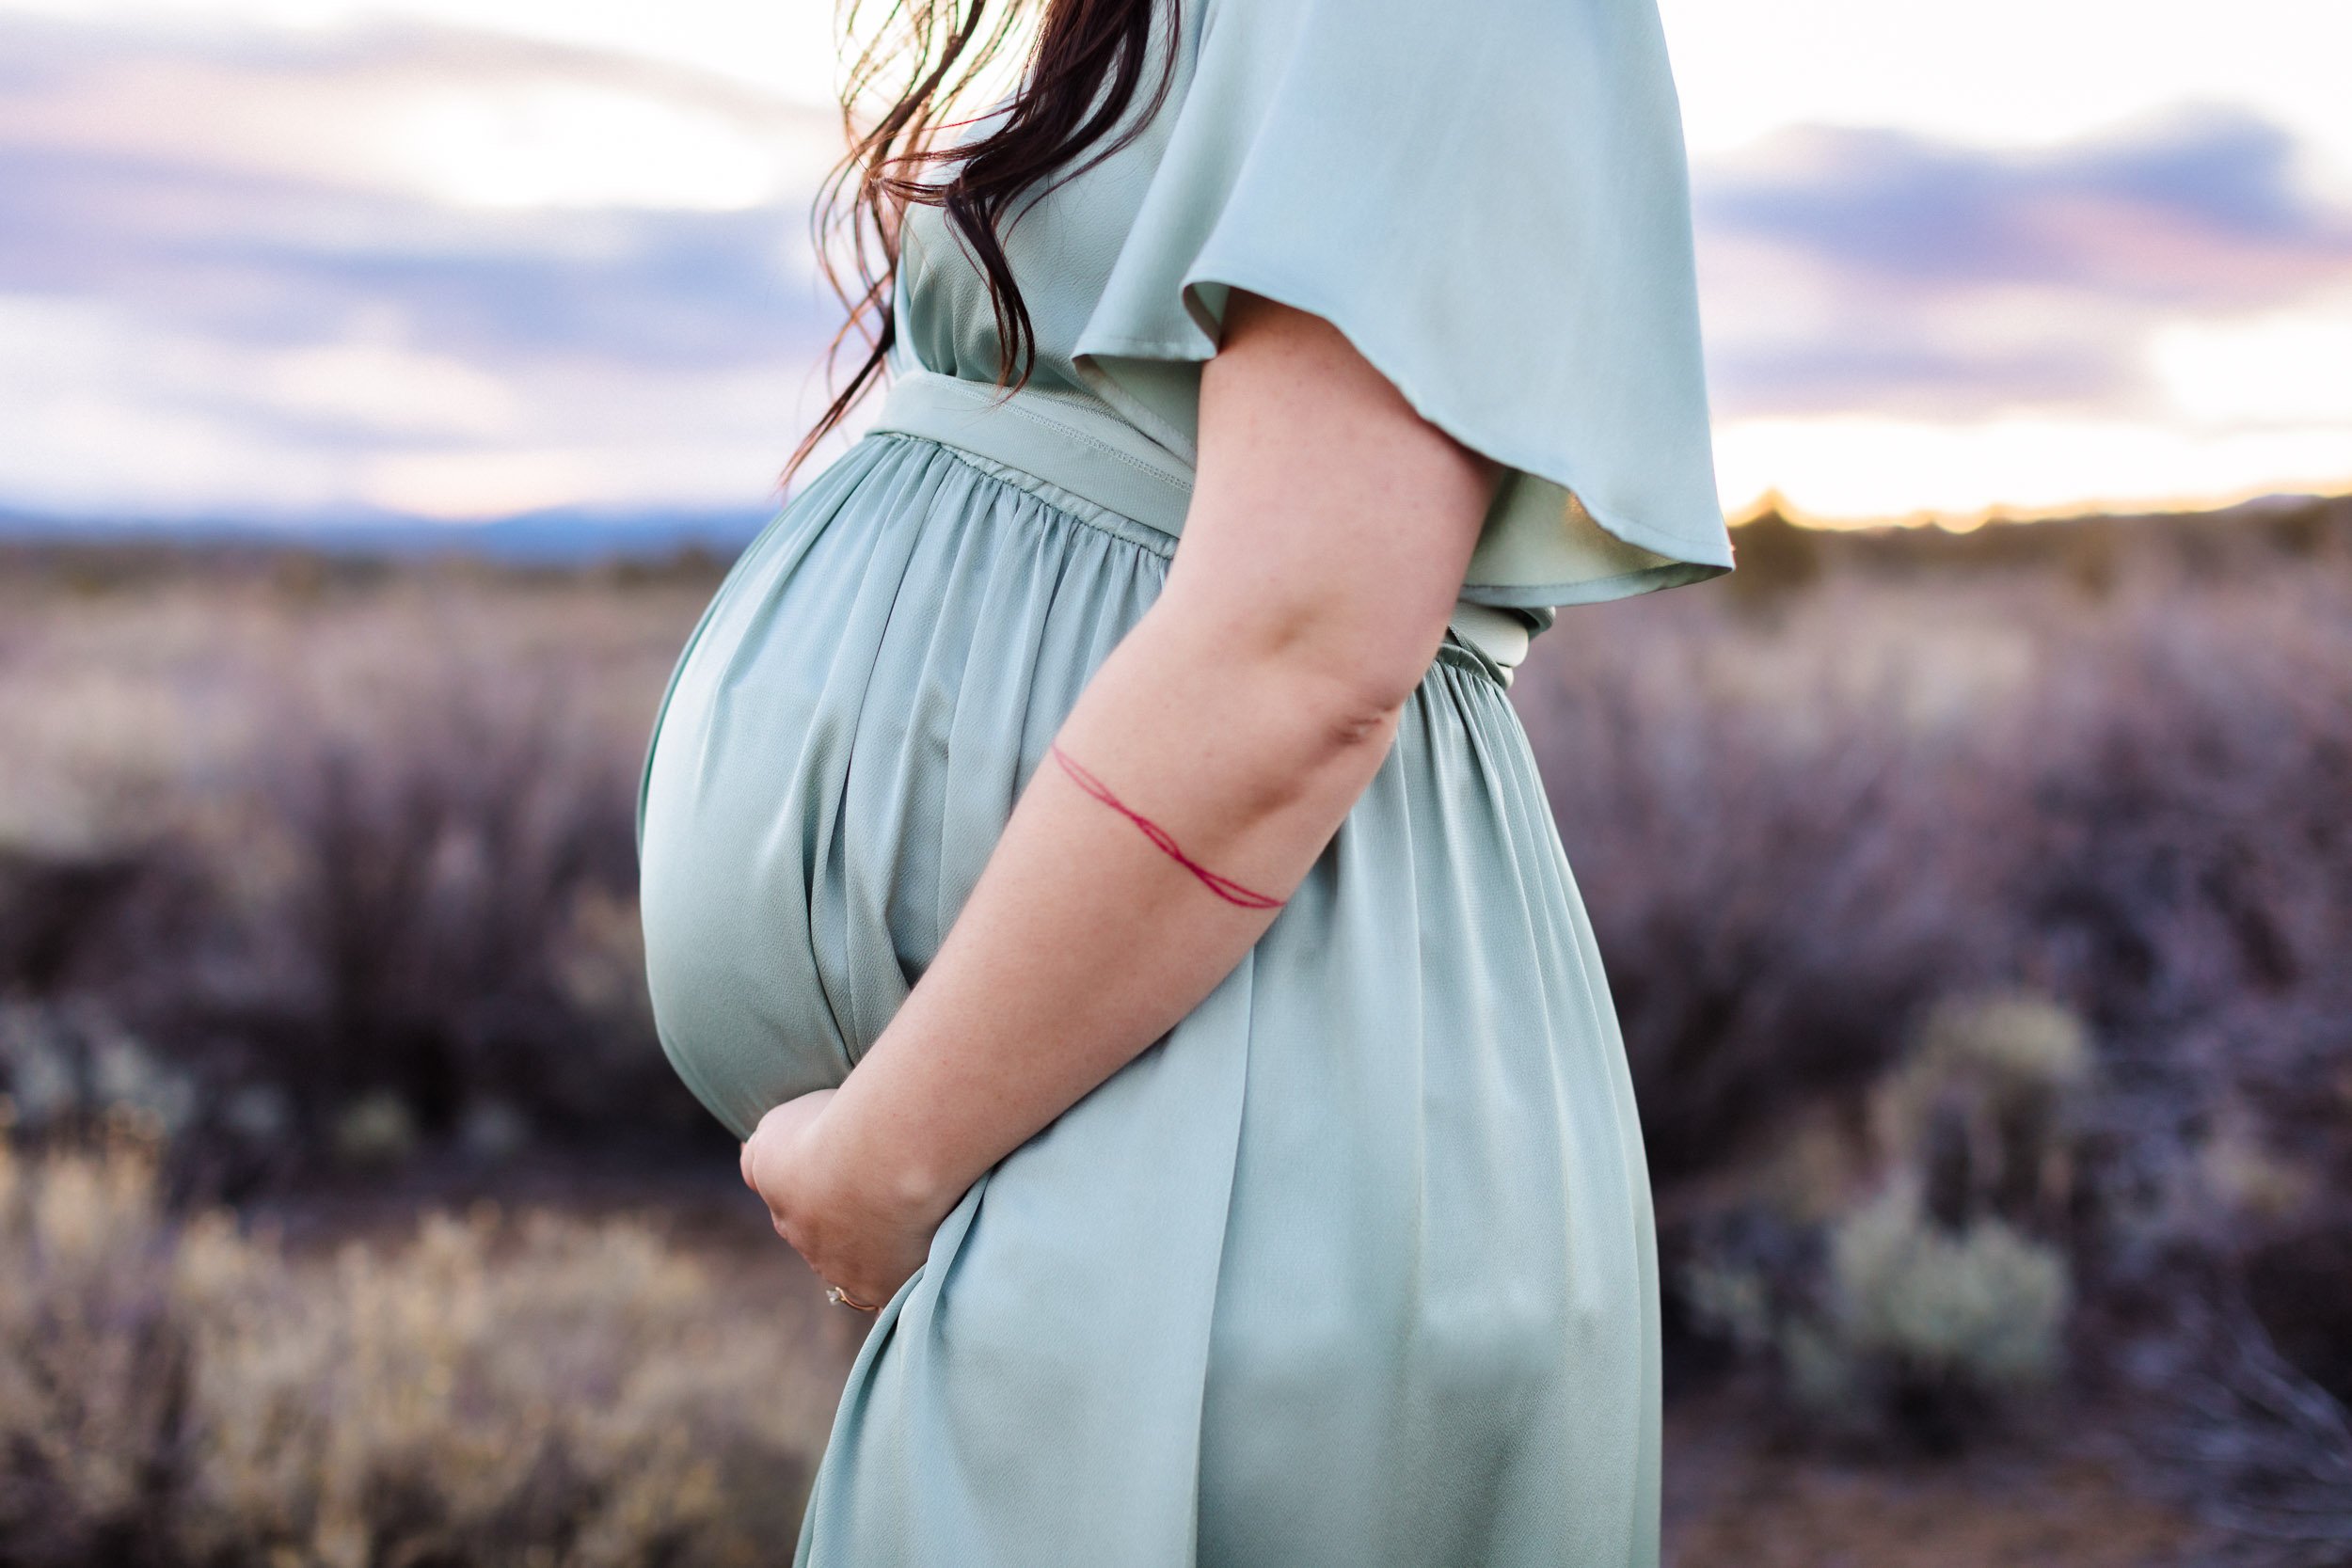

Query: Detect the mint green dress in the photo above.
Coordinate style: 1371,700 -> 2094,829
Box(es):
635,0 -> 1733,1560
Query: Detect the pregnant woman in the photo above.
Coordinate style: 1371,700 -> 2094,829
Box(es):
636,0 -> 1734,1560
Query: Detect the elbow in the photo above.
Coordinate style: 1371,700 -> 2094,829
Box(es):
1311,653 -> 1425,741
1280,600 -> 1448,732
1300,669 -> 1411,755
1244,628 -> 1431,759
1151,579 -> 1445,754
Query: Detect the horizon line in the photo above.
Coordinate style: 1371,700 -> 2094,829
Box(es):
1732,478 -> 2352,534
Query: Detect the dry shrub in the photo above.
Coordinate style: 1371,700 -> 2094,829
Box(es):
1519,577 -> 2019,1183
0,563 -> 722,1176
1539,546 -> 2351,1545
0,1117 -> 186,1562
1806,1182 -> 2071,1402
0,1130 -> 836,1567
1678,987 -> 2091,1452
2002,578 -> 2352,1559
1518,551 -> 2351,1227
8,528 -> 2350,1552
1883,991 -> 2091,1234
246,660 -> 644,1135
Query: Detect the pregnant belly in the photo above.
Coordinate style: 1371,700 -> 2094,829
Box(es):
637,638 -> 875,1139
635,509 -> 938,1137
633,433 -> 1169,1141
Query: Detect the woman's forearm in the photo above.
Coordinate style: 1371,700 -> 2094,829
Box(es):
754,294 -> 1497,1297
800,578 -> 1405,1224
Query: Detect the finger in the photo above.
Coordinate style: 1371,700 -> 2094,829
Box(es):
825,1281 -> 882,1313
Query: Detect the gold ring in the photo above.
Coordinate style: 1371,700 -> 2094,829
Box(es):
826,1284 -> 880,1312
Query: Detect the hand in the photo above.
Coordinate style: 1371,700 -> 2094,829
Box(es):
739,1088 -> 946,1311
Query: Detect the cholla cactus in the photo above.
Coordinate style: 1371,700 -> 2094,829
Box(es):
1877,990 -> 2092,1232
1678,990 -> 2093,1447
1684,1177 -> 2074,1442
1823,1176 -> 2072,1391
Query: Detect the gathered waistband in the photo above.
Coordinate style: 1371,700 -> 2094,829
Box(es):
867,368 -> 1530,684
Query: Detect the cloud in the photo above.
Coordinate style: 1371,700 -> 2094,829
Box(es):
4,9 -> 2346,524
0,8 -> 845,366
0,11 -> 861,519
0,141 -> 829,366
1692,108 -> 2352,419
0,10 -> 838,199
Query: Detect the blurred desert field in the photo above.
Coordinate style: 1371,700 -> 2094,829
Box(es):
2,497 -> 2348,1567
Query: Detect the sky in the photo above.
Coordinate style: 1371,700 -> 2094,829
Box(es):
0,0 -> 2347,529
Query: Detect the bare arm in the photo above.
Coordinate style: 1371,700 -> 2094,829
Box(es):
744,291 -> 1500,1304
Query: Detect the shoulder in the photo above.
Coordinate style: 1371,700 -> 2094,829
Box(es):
1185,0 -> 1636,100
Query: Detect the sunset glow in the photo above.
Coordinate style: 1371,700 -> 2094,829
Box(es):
1,0 -> 2345,528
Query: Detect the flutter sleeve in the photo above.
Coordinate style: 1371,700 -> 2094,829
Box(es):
1070,0 -> 1737,607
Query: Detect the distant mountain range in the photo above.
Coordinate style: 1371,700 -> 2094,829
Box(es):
3,488 -> 2344,568
0,503 -> 776,562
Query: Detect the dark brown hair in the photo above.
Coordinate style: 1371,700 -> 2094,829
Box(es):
783,0 -> 1180,487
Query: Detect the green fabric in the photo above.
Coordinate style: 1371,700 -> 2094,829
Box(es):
635,0 -> 1727,1557
894,0 -> 1736,615
638,439 -> 1661,1566
867,367 -> 1539,680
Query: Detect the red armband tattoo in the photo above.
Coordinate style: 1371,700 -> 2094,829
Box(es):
1047,742 -> 1286,910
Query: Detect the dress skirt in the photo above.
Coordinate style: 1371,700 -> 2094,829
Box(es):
635,430 -> 1663,1568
